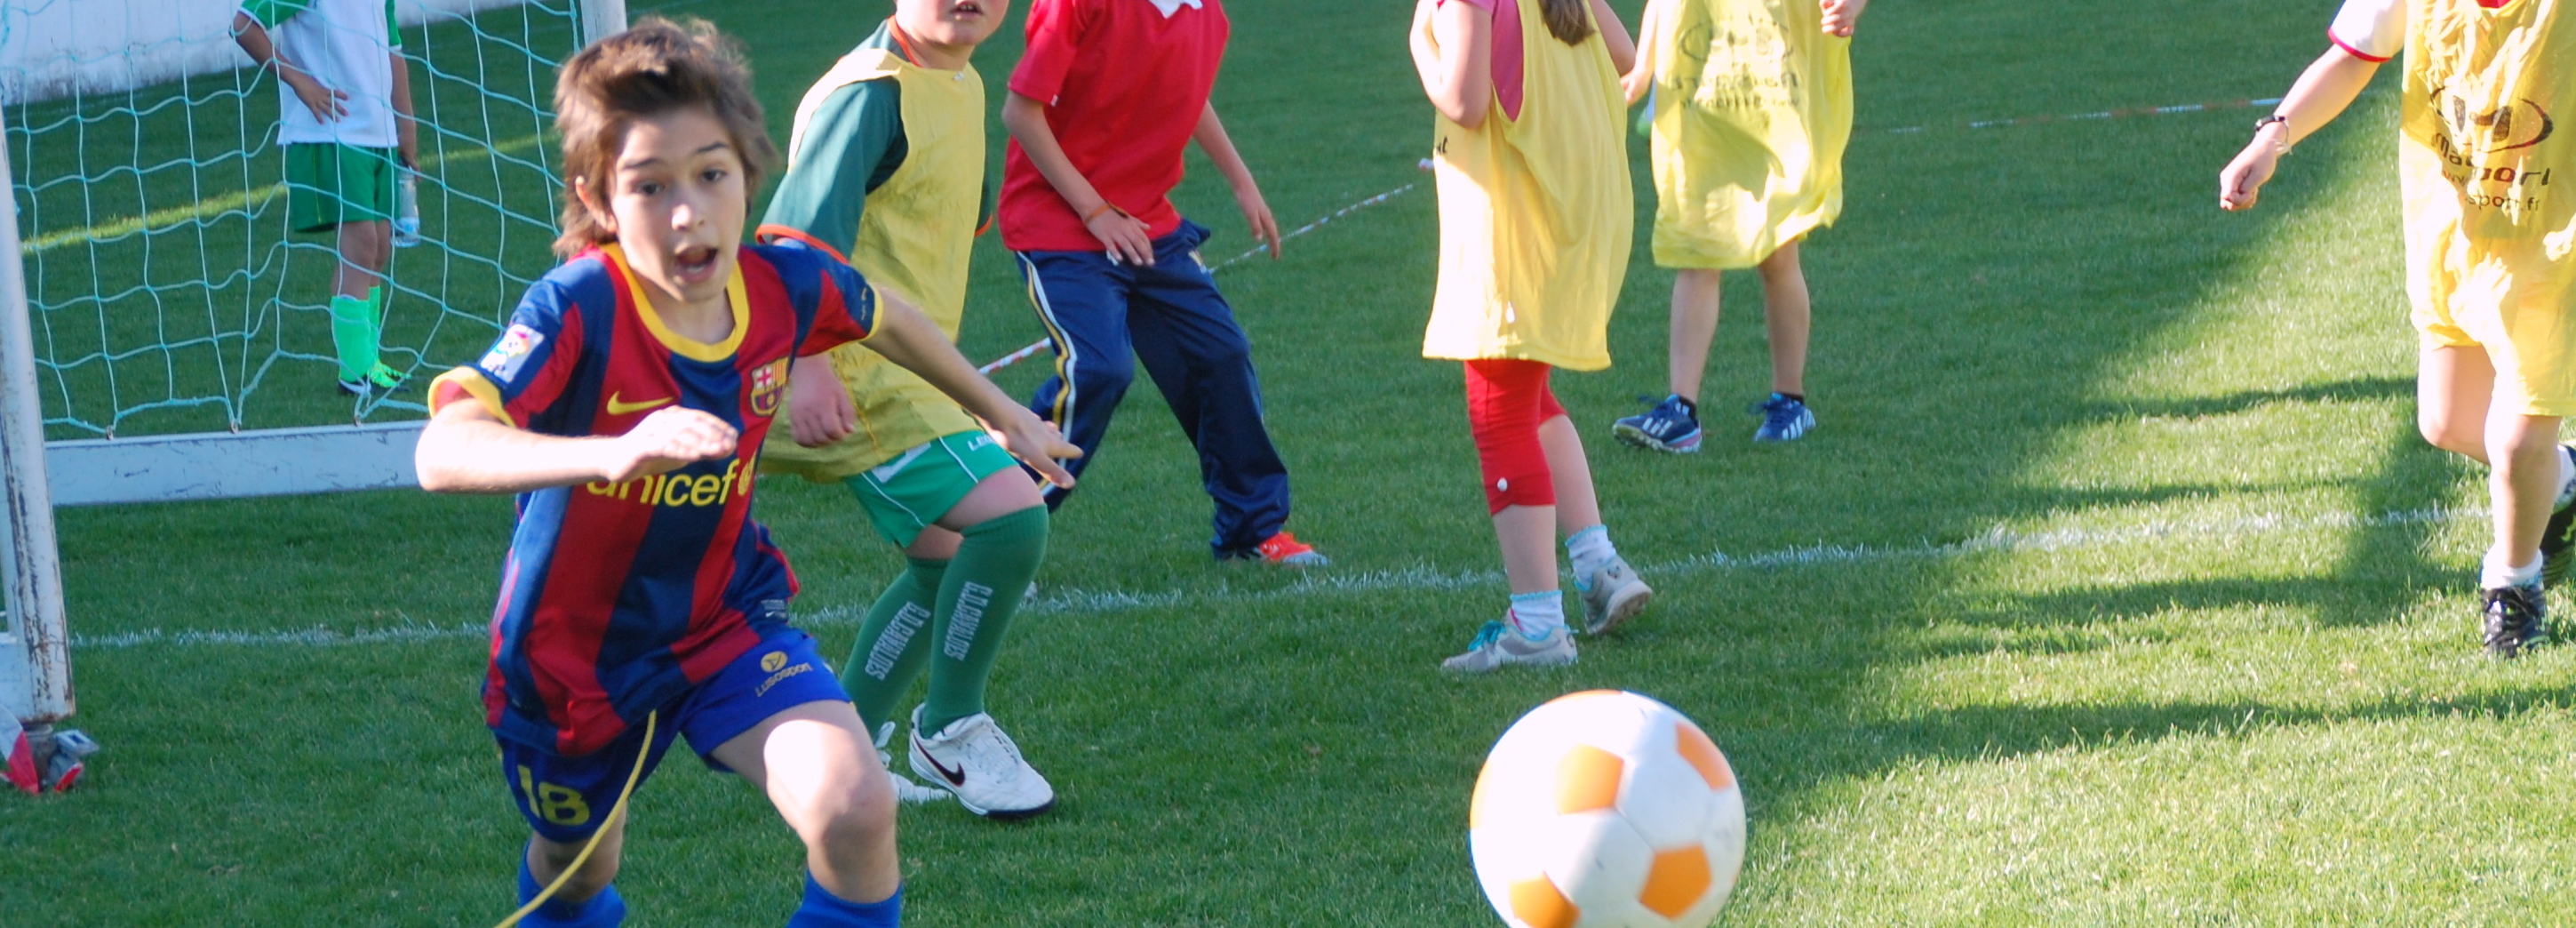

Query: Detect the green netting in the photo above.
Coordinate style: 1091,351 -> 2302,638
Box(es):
5,0 -> 584,439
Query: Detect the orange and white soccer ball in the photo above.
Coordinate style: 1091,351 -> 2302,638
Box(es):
1469,691 -> 1745,928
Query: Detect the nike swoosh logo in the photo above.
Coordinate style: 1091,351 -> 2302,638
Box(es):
606,392 -> 674,415
924,751 -> 968,787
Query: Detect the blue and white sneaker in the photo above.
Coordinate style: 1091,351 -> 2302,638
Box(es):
1614,395 -> 1703,453
1752,393 -> 1814,443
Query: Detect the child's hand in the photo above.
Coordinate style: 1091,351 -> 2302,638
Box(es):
1622,65 -> 1653,107
1821,0 -> 1865,36
1235,185 -> 1284,260
282,69 -> 350,123
2218,135 -> 2282,211
1083,204 -> 1156,266
603,406 -> 738,482
984,408 -> 1081,489
785,355 -> 856,447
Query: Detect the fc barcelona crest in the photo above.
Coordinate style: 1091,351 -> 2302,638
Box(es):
749,357 -> 788,417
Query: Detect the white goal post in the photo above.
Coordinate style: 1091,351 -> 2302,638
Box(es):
0,0 -> 628,754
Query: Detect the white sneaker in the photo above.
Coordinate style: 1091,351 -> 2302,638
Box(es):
1440,620 -> 1578,673
873,721 -> 951,805
1577,556 -> 1653,635
909,707 -> 1056,819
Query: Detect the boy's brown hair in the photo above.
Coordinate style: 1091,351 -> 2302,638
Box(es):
551,17 -> 778,259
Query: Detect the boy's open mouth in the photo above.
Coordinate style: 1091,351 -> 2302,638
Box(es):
950,1 -> 984,19
673,244 -> 720,285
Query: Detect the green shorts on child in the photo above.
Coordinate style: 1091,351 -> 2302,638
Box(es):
843,430 -> 1021,547
286,142 -> 397,233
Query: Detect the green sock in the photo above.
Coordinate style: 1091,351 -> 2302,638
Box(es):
841,557 -> 945,733
919,506 -> 1049,734
327,291 -> 380,382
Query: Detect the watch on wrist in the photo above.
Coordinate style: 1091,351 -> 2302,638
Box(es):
2254,115 -> 2293,157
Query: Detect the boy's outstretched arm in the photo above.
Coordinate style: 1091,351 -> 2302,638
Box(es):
1192,104 -> 1282,260
857,292 -> 1082,487
1820,0 -> 1867,38
1001,92 -> 1154,266
415,399 -> 737,493
2220,46 -> 2381,211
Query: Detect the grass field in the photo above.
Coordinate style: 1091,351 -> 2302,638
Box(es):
9,0 -> 2576,924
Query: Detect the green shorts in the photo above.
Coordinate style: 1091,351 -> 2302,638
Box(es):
842,430 -> 1019,547
286,143 -> 397,233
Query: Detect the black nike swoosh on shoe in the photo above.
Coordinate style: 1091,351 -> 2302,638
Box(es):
924,751 -> 969,787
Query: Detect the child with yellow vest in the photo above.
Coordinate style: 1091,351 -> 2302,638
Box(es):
1612,0 -> 1863,450
757,0 -> 1065,818
2221,0 -> 2576,658
1412,0 -> 1655,672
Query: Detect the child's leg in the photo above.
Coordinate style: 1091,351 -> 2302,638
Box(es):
1540,388 -> 1654,632
840,556 -> 944,732
2418,343 -> 2496,461
1468,360 -> 1560,596
1666,268 -> 1724,403
333,219 -> 391,301
1537,411 -> 1600,536
521,829 -> 628,927
1755,239 -> 1811,397
2486,409 -> 2564,577
917,471 -> 1048,734
1128,224 -> 1296,556
1019,250 -> 1140,509
708,700 -> 901,910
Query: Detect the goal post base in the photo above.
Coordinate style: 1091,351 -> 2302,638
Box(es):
44,422 -> 425,508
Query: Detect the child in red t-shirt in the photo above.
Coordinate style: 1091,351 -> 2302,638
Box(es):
998,0 -> 1327,566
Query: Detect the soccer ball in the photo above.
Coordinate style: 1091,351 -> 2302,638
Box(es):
1469,691 -> 1745,928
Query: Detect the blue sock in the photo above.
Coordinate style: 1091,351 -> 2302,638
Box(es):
516,855 -> 626,927
787,873 -> 900,928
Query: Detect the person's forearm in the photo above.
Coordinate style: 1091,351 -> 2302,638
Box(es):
1423,2 -> 1492,126
1588,0 -> 1636,75
2271,47 -> 2381,146
416,411 -> 616,493
390,51 -> 419,166
232,12 -> 275,65
1001,92 -> 1112,216
863,298 -> 1026,428
1192,105 -> 1260,194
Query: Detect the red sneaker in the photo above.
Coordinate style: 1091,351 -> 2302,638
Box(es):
1248,531 -> 1329,566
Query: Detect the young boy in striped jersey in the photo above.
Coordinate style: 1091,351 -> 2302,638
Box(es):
756,0 -> 1059,820
2221,0 -> 2576,657
415,20 -> 1074,926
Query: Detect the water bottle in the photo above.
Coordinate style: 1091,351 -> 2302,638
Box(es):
393,170 -> 421,247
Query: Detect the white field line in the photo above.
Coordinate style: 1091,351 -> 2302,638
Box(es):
74,504 -> 2481,651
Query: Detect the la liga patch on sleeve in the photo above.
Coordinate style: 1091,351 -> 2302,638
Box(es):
480,324 -> 545,382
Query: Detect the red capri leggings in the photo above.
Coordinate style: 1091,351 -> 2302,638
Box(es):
1465,358 -> 1564,515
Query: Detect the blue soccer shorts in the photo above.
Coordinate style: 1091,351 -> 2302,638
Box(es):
496,628 -> 847,843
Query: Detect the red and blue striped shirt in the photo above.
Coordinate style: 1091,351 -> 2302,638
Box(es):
431,243 -> 875,756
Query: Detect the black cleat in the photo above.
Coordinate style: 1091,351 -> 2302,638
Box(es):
2544,445 -> 2576,588
2483,585 -> 2547,659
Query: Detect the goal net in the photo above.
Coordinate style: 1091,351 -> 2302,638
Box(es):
0,0 -> 621,768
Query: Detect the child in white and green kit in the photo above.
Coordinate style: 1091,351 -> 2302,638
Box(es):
232,0 -> 418,395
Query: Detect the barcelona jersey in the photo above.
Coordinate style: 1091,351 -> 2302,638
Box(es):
429,243 -> 876,756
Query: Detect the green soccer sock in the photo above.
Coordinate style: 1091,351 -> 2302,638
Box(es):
919,506 -> 1049,735
841,557 -> 946,733
328,286 -> 384,382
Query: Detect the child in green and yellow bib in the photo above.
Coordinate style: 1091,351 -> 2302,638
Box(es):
755,0 -> 1064,820
231,0 -> 418,396
2221,0 -> 2576,658
1611,0 -> 1864,450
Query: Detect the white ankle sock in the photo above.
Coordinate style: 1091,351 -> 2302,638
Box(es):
1507,591 -> 1565,640
2482,549 -> 2543,590
1566,525 -> 1616,589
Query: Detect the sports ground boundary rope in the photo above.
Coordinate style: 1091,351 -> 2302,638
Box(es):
73,504 -> 2482,651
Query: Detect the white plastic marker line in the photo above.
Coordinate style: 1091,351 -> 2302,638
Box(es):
977,179 -> 1424,375
1879,97 -> 2286,135
75,504 -> 2477,650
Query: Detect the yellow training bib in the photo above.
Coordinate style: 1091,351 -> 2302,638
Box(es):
2400,0 -> 2576,415
1642,0 -> 1851,269
763,44 -> 988,480
1422,0 -> 1634,371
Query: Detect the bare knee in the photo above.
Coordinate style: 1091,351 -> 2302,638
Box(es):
2420,405 -> 2484,456
529,834 -> 620,901
794,769 -> 896,854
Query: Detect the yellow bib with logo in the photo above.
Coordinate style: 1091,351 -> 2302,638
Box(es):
1422,0 -> 1634,371
762,46 -> 988,480
1642,0 -> 1850,270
